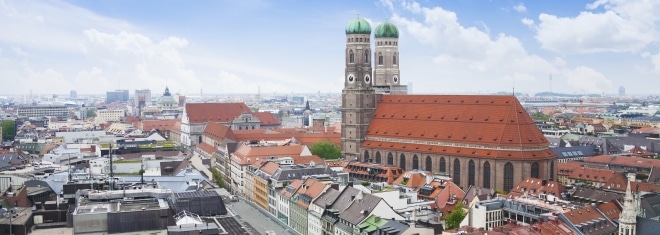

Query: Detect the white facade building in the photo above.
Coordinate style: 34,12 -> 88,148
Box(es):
95,109 -> 125,124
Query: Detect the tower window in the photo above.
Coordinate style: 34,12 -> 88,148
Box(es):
393,55 -> 397,65
378,53 -> 383,65
365,50 -> 369,63
349,50 -> 354,63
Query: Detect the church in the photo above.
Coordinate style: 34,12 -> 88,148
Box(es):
340,17 -> 557,192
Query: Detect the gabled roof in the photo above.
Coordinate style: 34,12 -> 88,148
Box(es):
253,112 -> 280,126
596,200 -> 620,221
203,122 -> 236,141
294,178 -> 328,209
279,179 -> 303,199
393,171 -> 429,190
339,193 -> 381,225
185,102 -> 251,123
366,95 -> 549,160
313,187 -> 342,209
258,161 -> 280,175
197,142 -> 215,155
585,155 -> 660,169
508,178 -> 565,198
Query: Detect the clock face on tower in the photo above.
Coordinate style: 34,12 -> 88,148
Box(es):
364,75 -> 371,84
393,75 -> 399,84
347,75 -> 355,83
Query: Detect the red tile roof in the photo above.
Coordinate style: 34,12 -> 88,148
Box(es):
366,95 -> 553,160
231,144 -> 315,165
197,142 -> 215,155
253,112 -> 281,126
508,178 -> 565,198
393,171 -> 430,190
295,178 -> 328,209
585,155 -> 660,169
597,201 -> 621,221
203,122 -> 236,141
259,161 -> 280,175
233,128 -> 340,145
185,102 -> 251,123
141,119 -> 179,132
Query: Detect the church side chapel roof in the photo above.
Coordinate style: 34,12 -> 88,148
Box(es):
253,112 -> 281,125
364,95 -> 553,160
184,102 -> 251,123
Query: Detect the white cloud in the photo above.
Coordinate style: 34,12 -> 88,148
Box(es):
12,46 -> 27,57
513,3 -> 527,13
643,49 -> 660,72
521,17 -> 534,28
534,0 -> 660,54
390,1 -> 556,86
564,66 -> 613,93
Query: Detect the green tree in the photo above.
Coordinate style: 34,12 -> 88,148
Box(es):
86,109 -> 96,118
310,141 -> 341,160
445,201 -> 467,229
1,120 -> 15,141
212,168 -> 225,188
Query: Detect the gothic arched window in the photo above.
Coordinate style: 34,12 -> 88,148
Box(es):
393,54 -> 397,65
425,156 -> 432,172
531,162 -> 539,178
412,155 -> 419,170
378,53 -> 383,65
375,152 -> 382,164
440,157 -> 446,173
483,161 -> 491,189
349,50 -> 354,63
387,153 -> 394,165
453,159 -> 461,185
400,154 -> 406,170
365,50 -> 369,63
363,150 -> 370,163
468,160 -> 476,186
504,162 -> 514,192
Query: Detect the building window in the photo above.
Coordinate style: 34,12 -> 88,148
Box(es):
393,54 -> 397,65
440,157 -> 446,173
399,154 -> 406,170
363,150 -> 370,163
375,152 -> 382,164
550,160 -> 555,180
483,161 -> 491,189
365,50 -> 369,63
425,156 -> 432,172
349,50 -> 354,63
468,160 -> 475,186
453,159 -> 461,185
504,162 -> 514,192
412,155 -> 419,170
387,153 -> 394,165
531,162 -> 539,178
378,53 -> 383,65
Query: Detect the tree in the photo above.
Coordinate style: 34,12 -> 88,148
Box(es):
212,168 -> 225,188
86,109 -> 96,118
445,201 -> 467,230
1,120 -> 15,141
310,141 -> 341,160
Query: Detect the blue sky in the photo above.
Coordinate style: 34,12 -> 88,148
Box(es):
1,0 -> 659,96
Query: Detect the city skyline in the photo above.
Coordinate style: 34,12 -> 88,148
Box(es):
1,0 -> 659,95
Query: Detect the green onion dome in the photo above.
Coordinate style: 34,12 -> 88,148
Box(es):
374,21 -> 398,38
345,17 -> 371,34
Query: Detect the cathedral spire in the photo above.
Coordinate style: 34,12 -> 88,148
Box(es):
619,173 -> 637,235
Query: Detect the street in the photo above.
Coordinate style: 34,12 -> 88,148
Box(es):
226,199 -> 298,235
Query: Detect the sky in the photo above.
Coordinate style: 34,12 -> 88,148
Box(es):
1,0 -> 659,96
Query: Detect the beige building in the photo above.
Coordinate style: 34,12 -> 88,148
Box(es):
95,109 -> 125,124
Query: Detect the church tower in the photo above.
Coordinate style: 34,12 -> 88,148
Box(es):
619,173 -> 637,235
373,20 -> 406,94
341,16 -> 376,161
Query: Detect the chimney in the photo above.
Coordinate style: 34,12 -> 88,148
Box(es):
330,183 -> 339,190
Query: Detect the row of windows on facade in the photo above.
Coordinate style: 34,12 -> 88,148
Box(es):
348,37 -> 369,43
377,41 -> 397,46
348,50 -> 398,65
364,151 -> 550,192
